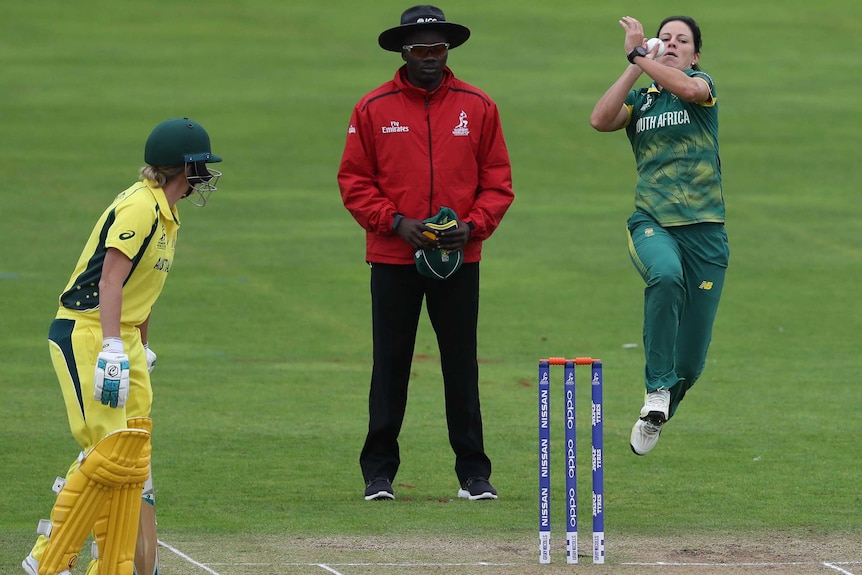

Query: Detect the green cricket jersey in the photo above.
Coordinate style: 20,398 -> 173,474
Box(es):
624,69 -> 724,227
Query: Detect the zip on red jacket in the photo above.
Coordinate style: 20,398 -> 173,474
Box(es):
338,66 -> 515,265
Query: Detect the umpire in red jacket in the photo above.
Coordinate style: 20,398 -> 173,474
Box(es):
338,5 -> 514,502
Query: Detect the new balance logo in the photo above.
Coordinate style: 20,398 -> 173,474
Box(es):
698,281 -> 714,290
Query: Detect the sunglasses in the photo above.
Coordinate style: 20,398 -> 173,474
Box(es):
402,42 -> 450,58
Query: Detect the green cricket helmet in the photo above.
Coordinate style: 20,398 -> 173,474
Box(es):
145,118 -> 221,166
415,207 -> 464,280
144,118 -> 222,206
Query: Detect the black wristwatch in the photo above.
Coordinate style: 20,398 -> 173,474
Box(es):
627,46 -> 647,64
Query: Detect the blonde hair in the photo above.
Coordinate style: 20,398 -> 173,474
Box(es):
139,165 -> 184,188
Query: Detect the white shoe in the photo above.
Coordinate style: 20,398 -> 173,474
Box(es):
21,555 -> 38,575
639,389 -> 670,423
630,418 -> 664,456
22,554 -> 70,575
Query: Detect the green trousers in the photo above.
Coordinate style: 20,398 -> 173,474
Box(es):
627,211 -> 729,419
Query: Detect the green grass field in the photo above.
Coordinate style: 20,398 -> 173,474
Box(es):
2,0 -> 860,573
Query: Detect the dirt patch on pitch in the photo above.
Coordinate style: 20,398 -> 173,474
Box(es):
156,532 -> 861,575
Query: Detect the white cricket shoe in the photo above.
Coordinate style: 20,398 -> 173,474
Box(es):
639,389 -> 670,423
21,555 -> 39,575
630,418 -> 664,456
22,554 -> 70,575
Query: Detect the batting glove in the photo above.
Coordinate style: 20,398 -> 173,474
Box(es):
144,343 -> 157,373
94,337 -> 130,408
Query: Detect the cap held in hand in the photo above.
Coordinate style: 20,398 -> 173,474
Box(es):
415,207 -> 463,280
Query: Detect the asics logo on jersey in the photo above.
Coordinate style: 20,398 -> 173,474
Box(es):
119,231 -> 136,240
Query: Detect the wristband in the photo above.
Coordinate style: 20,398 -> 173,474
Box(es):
102,337 -> 124,354
392,213 -> 404,230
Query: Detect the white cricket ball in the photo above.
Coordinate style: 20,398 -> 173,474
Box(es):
646,38 -> 666,57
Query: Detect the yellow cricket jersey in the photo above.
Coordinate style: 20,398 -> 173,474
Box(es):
56,179 -> 180,326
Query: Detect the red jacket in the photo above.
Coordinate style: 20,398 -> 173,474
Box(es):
338,66 -> 514,264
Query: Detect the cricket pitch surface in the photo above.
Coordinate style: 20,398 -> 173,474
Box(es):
154,533 -> 861,575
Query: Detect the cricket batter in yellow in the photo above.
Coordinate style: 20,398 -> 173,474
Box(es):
23,118 -> 222,575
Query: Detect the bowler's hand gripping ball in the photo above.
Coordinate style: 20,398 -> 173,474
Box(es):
646,38 -> 665,57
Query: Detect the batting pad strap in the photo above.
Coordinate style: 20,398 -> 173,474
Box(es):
52,477 -> 66,494
37,519 -> 53,537
38,428 -> 150,575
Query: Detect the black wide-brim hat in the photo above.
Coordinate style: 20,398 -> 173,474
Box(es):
378,5 -> 471,52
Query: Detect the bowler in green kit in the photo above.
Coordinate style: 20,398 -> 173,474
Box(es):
590,15 -> 729,455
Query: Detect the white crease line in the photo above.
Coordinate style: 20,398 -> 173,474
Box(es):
624,561 -> 862,569
202,562 -> 520,567
824,563 -> 857,575
156,541 -> 860,574
624,562 -> 814,566
158,539 -> 224,575
318,563 -> 519,567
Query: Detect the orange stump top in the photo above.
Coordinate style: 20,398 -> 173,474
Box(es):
541,357 -> 600,365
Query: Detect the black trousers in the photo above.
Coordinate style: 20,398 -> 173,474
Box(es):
360,262 -> 492,485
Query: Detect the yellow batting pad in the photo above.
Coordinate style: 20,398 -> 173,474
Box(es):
87,498 -> 158,575
28,460 -> 83,566
126,417 -> 152,434
98,476 -> 147,575
90,418 -> 153,575
38,428 -> 149,575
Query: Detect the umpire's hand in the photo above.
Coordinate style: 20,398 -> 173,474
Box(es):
397,218 -> 470,251
436,222 -> 470,251
396,218 -> 439,250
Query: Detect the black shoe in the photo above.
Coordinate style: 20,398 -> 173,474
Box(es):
364,478 -> 395,501
458,477 -> 498,500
